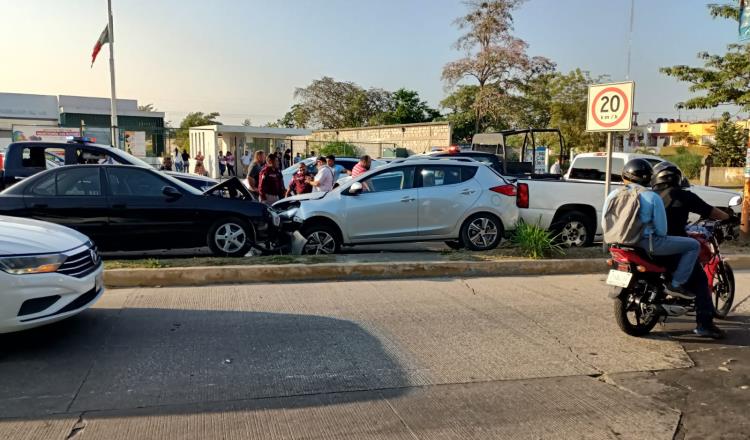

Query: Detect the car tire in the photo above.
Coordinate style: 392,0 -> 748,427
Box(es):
207,217 -> 254,257
460,213 -> 503,251
553,211 -> 594,248
301,224 -> 341,255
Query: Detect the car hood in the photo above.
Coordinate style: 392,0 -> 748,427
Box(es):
165,171 -> 217,183
0,216 -> 89,256
284,192 -> 329,202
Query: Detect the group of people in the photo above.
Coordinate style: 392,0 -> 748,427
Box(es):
244,153 -> 373,205
603,158 -> 732,339
160,148 -> 195,173
217,151 -> 237,177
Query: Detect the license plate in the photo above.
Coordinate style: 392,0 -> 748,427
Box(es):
606,270 -> 632,288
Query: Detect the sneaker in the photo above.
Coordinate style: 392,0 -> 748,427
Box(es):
693,325 -> 726,339
666,284 -> 696,300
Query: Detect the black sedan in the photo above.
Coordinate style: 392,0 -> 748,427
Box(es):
0,165 -> 279,257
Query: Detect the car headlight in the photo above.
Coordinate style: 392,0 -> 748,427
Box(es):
282,207 -> 299,218
0,254 -> 67,275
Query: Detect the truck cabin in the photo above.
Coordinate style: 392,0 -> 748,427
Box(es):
470,128 -> 566,178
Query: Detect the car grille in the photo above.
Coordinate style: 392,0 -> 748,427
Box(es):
57,245 -> 101,278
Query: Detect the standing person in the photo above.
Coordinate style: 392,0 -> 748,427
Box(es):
246,150 -> 266,194
258,153 -> 285,205
351,155 -> 372,177
181,149 -> 190,173
240,150 -> 252,176
194,151 -> 207,176
549,158 -> 562,175
218,151 -> 227,177
602,159 -> 699,299
326,154 -> 348,181
226,151 -> 236,176
173,147 -> 184,172
308,156 -> 334,192
651,161 -> 731,339
286,162 -> 312,197
283,149 -> 292,169
293,152 -> 302,164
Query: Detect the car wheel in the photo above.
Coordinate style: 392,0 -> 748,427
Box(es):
461,213 -> 503,251
553,211 -> 594,248
207,218 -> 254,257
301,225 -> 341,255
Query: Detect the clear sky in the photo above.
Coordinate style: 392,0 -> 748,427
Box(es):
0,0 -> 743,126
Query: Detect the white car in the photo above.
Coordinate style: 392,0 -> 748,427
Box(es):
274,158 -> 519,253
0,216 -> 104,333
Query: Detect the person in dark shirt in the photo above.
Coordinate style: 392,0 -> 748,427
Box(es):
652,161 -> 730,339
258,153 -> 285,205
286,162 -> 312,197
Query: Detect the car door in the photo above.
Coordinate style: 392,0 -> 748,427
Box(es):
105,167 -> 200,250
416,165 -> 481,237
343,166 -> 419,242
23,167 -> 109,243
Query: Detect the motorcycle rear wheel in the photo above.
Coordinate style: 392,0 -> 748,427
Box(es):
713,262 -> 735,319
614,291 -> 660,337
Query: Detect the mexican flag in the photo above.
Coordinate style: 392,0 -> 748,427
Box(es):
91,25 -> 109,67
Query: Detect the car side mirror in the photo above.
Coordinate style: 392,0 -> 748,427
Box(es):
680,177 -> 690,188
348,182 -> 363,195
729,195 -> 742,207
162,186 -> 182,199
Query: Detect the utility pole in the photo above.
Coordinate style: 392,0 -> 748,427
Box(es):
107,0 -> 119,148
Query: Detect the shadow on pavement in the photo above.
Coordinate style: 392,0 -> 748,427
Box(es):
0,307 -> 410,418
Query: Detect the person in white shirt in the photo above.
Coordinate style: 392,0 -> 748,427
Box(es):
549,159 -> 562,175
240,150 -> 252,175
308,156 -> 334,192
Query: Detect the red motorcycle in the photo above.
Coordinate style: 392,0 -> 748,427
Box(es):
606,217 -> 738,337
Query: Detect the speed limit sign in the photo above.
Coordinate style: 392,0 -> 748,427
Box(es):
586,81 -> 635,132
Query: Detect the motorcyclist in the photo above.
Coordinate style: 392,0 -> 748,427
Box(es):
604,159 -> 700,299
651,161 -> 730,339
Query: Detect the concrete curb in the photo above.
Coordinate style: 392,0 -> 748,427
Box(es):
103,254 -> 750,288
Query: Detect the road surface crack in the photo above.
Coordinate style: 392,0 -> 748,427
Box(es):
65,414 -> 86,439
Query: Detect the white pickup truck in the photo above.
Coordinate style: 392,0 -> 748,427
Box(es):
515,152 -> 742,247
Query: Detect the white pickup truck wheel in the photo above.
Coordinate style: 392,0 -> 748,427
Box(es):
554,211 -> 594,248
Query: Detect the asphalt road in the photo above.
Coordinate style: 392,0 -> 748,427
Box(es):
1,274 -> 748,439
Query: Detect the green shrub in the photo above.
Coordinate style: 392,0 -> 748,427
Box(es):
511,220 -> 564,259
667,147 -> 703,180
319,141 -> 360,157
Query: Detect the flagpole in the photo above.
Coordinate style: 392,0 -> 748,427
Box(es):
107,0 -> 119,148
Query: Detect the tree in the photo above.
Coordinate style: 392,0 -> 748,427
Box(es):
137,103 -> 156,112
293,77 -> 393,128
268,104 -> 311,128
711,112 -> 748,166
440,85 -> 480,143
442,0 -> 550,134
175,111 -> 222,149
242,118 -> 252,126
371,89 -> 440,125
660,3 -> 750,111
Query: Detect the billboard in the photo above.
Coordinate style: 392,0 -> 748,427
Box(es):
121,131 -> 146,156
12,125 -> 80,143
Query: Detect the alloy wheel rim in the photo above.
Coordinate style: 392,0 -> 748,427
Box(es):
467,217 -> 498,249
560,221 -> 586,247
215,223 -> 246,253
304,231 -> 337,254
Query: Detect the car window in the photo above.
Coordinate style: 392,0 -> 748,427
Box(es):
106,167 -> 171,197
568,157 -> 624,182
75,148 -> 120,165
21,146 -> 65,169
29,173 -> 56,196
419,166 -> 462,188
361,167 -> 414,193
55,168 -> 102,196
461,166 -> 478,182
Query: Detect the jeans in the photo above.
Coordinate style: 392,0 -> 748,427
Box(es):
685,262 -> 714,328
639,235 -> 699,286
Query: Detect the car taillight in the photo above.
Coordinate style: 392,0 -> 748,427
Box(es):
490,184 -> 516,196
0,153 -> 4,171
516,183 -> 529,208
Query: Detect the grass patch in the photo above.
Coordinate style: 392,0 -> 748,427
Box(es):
511,221 -> 564,259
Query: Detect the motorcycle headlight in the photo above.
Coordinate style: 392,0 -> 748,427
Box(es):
0,254 -> 67,275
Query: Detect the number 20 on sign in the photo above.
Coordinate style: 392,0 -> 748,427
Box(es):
586,81 -> 635,132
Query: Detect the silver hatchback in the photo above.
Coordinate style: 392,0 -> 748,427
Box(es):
275,158 -> 519,254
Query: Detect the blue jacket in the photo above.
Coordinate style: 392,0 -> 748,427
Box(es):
603,184 -> 667,238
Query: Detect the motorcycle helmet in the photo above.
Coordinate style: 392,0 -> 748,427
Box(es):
651,161 -> 683,188
621,158 -> 653,185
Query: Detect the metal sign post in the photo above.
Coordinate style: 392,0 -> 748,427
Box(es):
742,146 -> 750,240
586,81 -> 635,197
